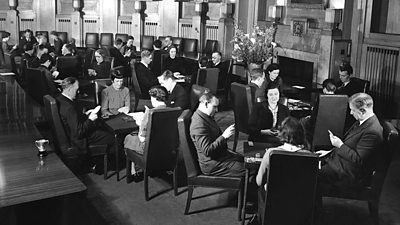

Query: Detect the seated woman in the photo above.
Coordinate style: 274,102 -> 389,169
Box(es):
248,83 -> 290,144
123,85 -> 169,182
101,71 -> 130,116
162,46 -> 185,75
88,49 -> 111,79
256,116 -> 310,188
264,63 -> 284,95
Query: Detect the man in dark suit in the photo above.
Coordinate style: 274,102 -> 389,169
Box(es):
248,68 -> 266,103
190,92 -> 245,177
18,29 -> 37,54
157,70 -> 189,109
135,50 -> 159,99
162,36 -> 173,52
50,31 -> 63,56
150,39 -> 163,77
208,51 -> 230,90
335,62 -> 364,131
317,93 -> 383,191
56,77 -> 114,166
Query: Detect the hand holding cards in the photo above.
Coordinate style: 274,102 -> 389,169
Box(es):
315,150 -> 333,158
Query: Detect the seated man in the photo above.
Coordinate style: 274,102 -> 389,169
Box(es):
317,93 -> 383,192
61,43 -> 75,56
150,39 -> 162,76
157,70 -> 189,109
135,50 -> 159,99
18,29 -> 37,55
208,51 -> 229,90
36,54 -> 61,96
49,31 -> 63,56
248,68 -> 266,103
101,71 -> 130,116
120,35 -> 136,60
124,85 -> 169,182
56,77 -> 114,172
29,44 -> 49,68
190,92 -> 244,177
109,38 -> 128,68
335,62 -> 365,131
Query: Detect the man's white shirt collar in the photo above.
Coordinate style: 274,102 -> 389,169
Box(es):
62,93 -> 74,101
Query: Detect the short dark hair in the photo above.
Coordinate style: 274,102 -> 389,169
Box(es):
322,78 -> 337,93
95,49 -> 106,58
339,61 -> 353,75
115,38 -> 123,46
111,70 -> 124,81
165,36 -> 172,40
38,44 -> 48,51
1,32 -> 10,38
250,68 -> 264,81
199,56 -> 209,67
199,92 -> 216,104
266,63 -> 280,73
154,39 -> 162,48
158,70 -> 176,80
25,29 -> 32,34
278,116 -> 306,146
128,36 -> 134,41
265,82 -> 280,94
149,85 -> 168,102
61,77 -> 77,90
50,31 -> 58,36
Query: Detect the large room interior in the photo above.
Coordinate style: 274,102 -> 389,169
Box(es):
0,0 -> 399,224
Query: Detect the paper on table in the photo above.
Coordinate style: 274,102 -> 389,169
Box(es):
127,112 -> 144,121
292,85 -> 305,89
176,79 -> 185,83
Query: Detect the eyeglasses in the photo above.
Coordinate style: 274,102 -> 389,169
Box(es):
95,55 -> 102,58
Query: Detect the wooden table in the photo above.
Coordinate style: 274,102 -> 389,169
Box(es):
104,113 -> 139,181
241,141 -> 278,225
0,134 -> 87,208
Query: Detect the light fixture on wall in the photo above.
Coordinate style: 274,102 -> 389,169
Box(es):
276,0 -> 286,6
325,8 -> 342,30
268,5 -> 284,23
9,0 -> 17,10
72,0 -> 81,11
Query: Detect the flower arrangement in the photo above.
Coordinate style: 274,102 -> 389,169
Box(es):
231,25 -> 278,65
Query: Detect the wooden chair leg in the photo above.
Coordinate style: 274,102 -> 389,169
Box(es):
238,189 -> 243,221
126,157 -> 131,183
184,186 -> 194,215
173,164 -> 178,196
232,130 -> 239,152
144,170 -> 149,201
103,153 -> 108,180
368,201 -> 379,225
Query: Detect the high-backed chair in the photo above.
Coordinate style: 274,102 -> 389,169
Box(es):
202,40 -> 218,57
25,68 -> 54,105
351,77 -> 371,93
190,84 -> 210,112
35,31 -> 48,38
85,32 -> 100,49
196,68 -> 219,95
182,38 -> 199,60
258,150 -> 318,225
115,33 -> 128,43
172,37 -> 184,54
56,55 -> 82,79
311,94 -> 348,150
141,35 -> 154,51
230,83 -> 253,152
177,109 -> 244,219
43,95 -> 110,179
100,33 -> 114,48
57,32 -> 68,44
130,62 -> 151,111
125,107 -> 182,201
323,120 -> 399,225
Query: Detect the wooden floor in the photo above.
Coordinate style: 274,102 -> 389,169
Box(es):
1,74 -> 400,225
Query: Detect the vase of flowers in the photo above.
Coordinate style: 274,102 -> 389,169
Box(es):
231,25 -> 278,71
